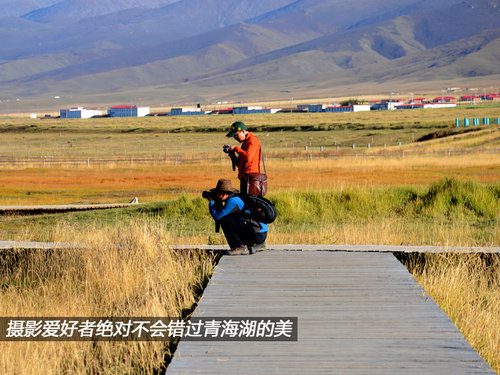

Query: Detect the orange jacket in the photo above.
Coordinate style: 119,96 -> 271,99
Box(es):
233,132 -> 262,180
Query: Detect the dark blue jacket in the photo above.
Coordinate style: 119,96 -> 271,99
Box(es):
209,194 -> 268,233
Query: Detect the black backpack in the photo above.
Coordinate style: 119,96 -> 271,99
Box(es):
238,194 -> 277,224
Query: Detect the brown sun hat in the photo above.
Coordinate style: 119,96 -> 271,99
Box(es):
207,179 -> 239,194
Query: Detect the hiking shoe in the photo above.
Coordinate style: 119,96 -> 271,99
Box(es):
249,243 -> 266,254
226,245 -> 249,256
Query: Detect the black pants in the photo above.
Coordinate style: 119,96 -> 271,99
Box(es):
218,215 -> 267,249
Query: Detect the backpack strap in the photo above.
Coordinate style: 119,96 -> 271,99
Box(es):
260,144 -> 267,175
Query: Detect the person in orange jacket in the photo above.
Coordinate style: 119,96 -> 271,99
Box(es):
223,121 -> 262,194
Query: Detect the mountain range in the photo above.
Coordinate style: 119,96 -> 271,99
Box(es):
1,0 -> 500,110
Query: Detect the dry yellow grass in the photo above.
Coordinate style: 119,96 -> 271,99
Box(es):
0,220 -> 215,374
268,217 -> 500,248
0,149 -> 499,205
271,152 -> 500,188
403,254 -> 500,374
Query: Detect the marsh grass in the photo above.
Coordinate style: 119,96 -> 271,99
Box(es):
398,253 -> 500,373
1,147 -> 499,209
0,220 -> 216,374
0,179 -> 498,373
3,178 -> 498,247
269,178 -> 499,246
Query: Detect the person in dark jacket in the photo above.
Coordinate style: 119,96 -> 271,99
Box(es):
203,179 -> 267,255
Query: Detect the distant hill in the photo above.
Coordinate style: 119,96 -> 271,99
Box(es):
1,0 -> 500,109
0,0 -> 60,17
21,0 -> 180,23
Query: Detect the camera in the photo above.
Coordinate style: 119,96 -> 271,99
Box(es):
222,145 -> 231,154
202,191 -> 214,200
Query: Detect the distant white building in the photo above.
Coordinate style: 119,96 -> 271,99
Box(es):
323,104 -> 371,113
394,103 -> 457,110
371,102 -> 402,110
108,106 -> 150,118
169,107 -> 207,116
422,103 -> 457,109
60,107 -> 102,119
352,105 -> 371,112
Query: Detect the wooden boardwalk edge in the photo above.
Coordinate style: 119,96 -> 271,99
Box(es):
2,242 -> 497,252
0,201 -> 138,215
0,241 -> 84,250
170,244 -> 500,253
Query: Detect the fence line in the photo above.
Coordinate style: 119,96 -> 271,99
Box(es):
0,147 -> 499,167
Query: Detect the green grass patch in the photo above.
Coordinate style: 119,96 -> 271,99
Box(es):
2,178 -> 498,247
274,178 -> 499,223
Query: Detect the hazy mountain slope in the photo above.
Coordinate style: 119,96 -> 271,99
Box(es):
0,0 -> 297,81
21,0 -> 181,23
1,0 -> 448,78
1,0 -> 296,58
0,17 -> 50,59
161,29 -> 500,101
412,0 -> 500,48
193,0 -> 500,81
250,0 -> 464,36
102,0 -> 296,43
364,28 -> 500,81
1,0 -> 500,105
7,22 -> 306,95
166,0 -> 500,92
0,0 -> 59,17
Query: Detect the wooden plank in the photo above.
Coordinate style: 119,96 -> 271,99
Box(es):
4,242 -> 496,252
167,251 -> 494,374
0,201 -> 138,215
170,244 -> 500,253
0,240 -> 83,250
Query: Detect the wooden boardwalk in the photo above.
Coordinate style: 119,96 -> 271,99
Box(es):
170,244 -> 500,254
167,251 -> 495,374
2,242 -> 498,252
0,200 -> 138,215
0,240 -> 82,250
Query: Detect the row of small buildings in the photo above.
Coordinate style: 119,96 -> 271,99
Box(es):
461,94 -> 499,101
58,102 -> 454,118
60,106 -> 150,119
58,93 -> 500,119
169,106 -> 283,116
59,105 -> 281,118
166,94 -> 500,116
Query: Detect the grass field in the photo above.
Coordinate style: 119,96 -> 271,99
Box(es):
0,222 -> 216,374
399,252 -> 500,373
0,107 -> 499,373
0,148 -> 498,206
0,105 -> 499,158
0,108 -> 499,206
